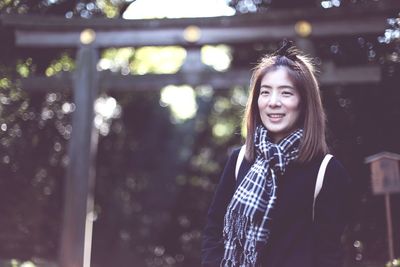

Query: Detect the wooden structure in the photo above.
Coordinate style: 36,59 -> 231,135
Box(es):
3,2 -> 400,91
365,152 -> 400,195
1,2 -> 400,266
365,152 -> 400,261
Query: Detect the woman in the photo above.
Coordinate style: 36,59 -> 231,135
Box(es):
201,41 -> 351,267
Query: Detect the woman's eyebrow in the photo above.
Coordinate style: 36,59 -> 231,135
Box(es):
260,84 -> 295,89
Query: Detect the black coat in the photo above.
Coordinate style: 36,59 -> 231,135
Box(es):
201,148 -> 351,267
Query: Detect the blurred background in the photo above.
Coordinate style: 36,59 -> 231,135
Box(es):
0,0 -> 399,266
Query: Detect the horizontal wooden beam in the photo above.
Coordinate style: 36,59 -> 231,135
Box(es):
19,65 -> 381,92
13,26 -> 295,48
98,70 -> 251,91
18,70 -> 250,92
12,15 -> 388,48
18,72 -> 72,92
2,1 -> 399,48
319,64 -> 382,85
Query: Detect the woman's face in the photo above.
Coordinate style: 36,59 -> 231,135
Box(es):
258,67 -> 302,143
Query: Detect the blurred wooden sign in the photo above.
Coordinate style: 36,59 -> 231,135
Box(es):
365,152 -> 400,195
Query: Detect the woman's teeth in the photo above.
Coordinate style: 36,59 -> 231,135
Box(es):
268,114 -> 284,118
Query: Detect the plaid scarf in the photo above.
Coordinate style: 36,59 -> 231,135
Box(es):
221,125 -> 303,267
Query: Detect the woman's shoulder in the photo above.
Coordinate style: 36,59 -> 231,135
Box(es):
325,155 -> 348,174
229,146 -> 242,157
220,145 -> 243,174
296,154 -> 351,184
227,145 -> 245,164
323,154 -> 352,186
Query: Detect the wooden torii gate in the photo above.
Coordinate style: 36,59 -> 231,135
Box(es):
1,2 -> 398,267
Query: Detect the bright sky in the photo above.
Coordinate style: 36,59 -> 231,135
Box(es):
122,0 -> 236,19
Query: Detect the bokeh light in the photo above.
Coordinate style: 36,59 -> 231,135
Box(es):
160,85 -> 198,122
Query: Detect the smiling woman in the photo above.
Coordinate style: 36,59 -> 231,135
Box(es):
201,41 -> 352,267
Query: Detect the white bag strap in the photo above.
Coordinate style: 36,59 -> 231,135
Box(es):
235,145 -> 246,180
312,154 -> 333,221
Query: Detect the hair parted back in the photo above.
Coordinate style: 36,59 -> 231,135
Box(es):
243,40 -> 328,163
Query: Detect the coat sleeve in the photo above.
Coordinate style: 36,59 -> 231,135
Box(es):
201,149 -> 239,267
313,157 -> 352,267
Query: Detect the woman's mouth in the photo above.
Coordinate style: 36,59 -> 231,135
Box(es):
267,113 -> 285,122
268,114 -> 285,118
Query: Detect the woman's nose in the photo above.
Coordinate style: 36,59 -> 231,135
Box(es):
268,92 -> 281,107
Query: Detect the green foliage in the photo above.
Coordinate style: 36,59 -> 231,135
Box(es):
45,53 -> 75,77
0,259 -> 56,267
99,46 -> 186,75
90,86 -> 244,267
387,258 -> 400,267
0,0 -> 133,17
0,63 -> 71,259
131,46 -> 186,75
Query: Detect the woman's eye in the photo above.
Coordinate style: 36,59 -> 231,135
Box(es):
260,90 -> 269,95
282,91 -> 293,96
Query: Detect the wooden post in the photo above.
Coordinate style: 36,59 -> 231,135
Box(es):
59,37 -> 99,267
385,194 -> 395,260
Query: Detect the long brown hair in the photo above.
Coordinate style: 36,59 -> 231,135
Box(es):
243,48 -> 328,163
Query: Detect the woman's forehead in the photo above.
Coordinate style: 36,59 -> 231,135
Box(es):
261,67 -> 296,86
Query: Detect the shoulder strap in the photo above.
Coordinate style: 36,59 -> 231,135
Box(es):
235,145 -> 246,180
312,154 -> 333,221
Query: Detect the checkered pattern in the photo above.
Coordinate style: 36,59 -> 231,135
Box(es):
221,125 -> 303,267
